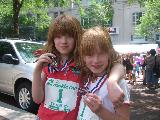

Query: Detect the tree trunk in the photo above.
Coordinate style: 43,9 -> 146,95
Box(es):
13,0 -> 23,38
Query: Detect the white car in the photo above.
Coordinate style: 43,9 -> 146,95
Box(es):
0,39 -> 43,111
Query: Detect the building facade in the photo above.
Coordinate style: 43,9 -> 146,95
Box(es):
111,0 -> 146,44
48,0 -> 159,45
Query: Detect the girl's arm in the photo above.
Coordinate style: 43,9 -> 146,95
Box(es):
107,63 -> 125,105
32,64 -> 45,104
32,53 -> 54,104
114,104 -> 130,120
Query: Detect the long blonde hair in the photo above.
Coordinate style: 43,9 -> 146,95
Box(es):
79,26 -> 120,81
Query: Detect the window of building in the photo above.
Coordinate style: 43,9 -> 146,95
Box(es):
60,11 -> 64,15
81,17 -> 90,28
132,12 -> 144,26
156,34 -> 160,41
81,17 -> 112,28
54,12 -> 58,18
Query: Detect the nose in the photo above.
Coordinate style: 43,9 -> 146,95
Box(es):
61,36 -> 67,43
92,55 -> 99,63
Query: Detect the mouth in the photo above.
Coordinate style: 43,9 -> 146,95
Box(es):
92,65 -> 102,69
60,46 -> 68,49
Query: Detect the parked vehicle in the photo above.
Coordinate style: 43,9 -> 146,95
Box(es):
0,38 -> 43,111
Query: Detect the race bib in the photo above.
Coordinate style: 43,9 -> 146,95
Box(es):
44,78 -> 79,112
77,99 -> 100,120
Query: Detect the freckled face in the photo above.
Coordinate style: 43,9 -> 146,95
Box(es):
83,47 -> 109,76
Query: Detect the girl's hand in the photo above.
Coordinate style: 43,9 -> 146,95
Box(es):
107,82 -> 124,108
36,53 -> 56,69
83,93 -> 102,114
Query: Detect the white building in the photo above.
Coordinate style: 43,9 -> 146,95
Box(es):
48,0 -> 159,45
111,0 -> 146,44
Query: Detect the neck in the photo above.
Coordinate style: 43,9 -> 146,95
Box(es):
94,72 -> 106,77
60,55 -> 69,65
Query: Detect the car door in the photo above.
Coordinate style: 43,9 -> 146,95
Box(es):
0,41 -> 18,93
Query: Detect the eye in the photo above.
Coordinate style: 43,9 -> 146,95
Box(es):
98,52 -> 107,56
55,35 -> 61,38
55,33 -> 62,38
85,55 -> 93,59
65,34 -> 73,39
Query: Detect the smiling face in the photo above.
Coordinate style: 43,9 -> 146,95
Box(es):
54,34 -> 75,58
79,27 -> 117,76
45,14 -> 82,60
83,46 -> 109,76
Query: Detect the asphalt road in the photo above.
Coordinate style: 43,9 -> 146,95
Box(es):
0,92 -> 17,107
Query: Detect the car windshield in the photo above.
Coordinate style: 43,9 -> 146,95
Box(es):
15,42 -> 43,63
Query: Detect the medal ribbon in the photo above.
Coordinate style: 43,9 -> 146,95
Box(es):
85,74 -> 108,94
48,59 -> 71,73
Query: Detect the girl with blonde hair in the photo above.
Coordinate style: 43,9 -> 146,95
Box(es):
77,26 -> 130,120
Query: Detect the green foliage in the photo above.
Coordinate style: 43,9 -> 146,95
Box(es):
0,0 -> 84,40
135,0 -> 160,37
0,0 -> 52,39
0,0 -> 13,38
128,0 -> 146,6
81,0 -> 113,28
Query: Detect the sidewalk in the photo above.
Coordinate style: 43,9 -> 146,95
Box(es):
0,101 -> 36,120
130,82 -> 160,120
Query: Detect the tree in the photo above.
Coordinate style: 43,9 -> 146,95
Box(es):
0,0 -> 82,38
128,0 -> 160,38
13,0 -> 24,37
0,1 -> 12,38
0,0 -> 52,38
1,0 -> 113,38
81,0 -> 113,28
128,0 -> 146,6
137,0 -> 160,37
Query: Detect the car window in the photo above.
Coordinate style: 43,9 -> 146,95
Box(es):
15,42 -> 43,63
0,42 -> 17,63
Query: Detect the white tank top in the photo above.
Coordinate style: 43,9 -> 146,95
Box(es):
77,77 -> 130,120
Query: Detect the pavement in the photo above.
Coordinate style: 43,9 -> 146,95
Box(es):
0,75 -> 159,120
127,75 -> 160,120
0,101 -> 36,120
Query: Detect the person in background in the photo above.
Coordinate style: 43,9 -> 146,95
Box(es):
155,48 -> 160,88
156,48 -> 160,78
125,54 -> 133,83
135,61 -> 140,78
132,61 -> 136,85
141,55 -> 147,85
32,15 -> 126,120
77,26 -> 130,120
146,49 -> 156,89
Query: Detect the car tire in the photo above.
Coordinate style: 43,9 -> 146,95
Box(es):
15,82 -> 39,112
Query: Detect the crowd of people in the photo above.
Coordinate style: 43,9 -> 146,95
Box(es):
121,49 -> 160,89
